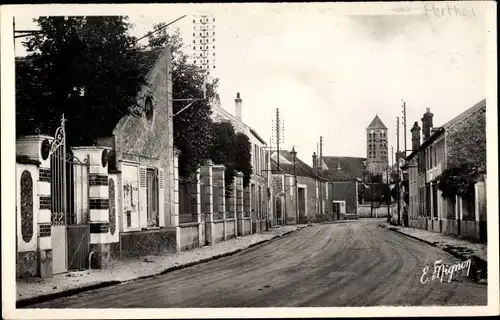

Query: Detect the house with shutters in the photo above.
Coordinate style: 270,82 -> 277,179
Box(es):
403,99 -> 486,242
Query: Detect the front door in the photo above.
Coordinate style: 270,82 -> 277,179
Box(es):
333,202 -> 341,220
275,197 -> 282,225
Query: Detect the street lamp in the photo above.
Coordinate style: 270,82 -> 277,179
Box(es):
290,147 -> 299,224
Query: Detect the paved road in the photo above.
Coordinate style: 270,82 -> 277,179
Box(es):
31,219 -> 487,308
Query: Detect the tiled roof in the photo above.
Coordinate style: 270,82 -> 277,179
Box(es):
321,156 -> 366,180
136,47 -> 165,77
442,98 -> 486,130
271,150 -> 327,181
320,168 -> 357,182
367,115 -> 387,129
405,99 -> 486,161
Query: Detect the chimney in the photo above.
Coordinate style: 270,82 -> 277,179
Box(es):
312,152 -> 318,169
235,92 -> 242,120
421,107 -> 434,140
410,121 -> 421,151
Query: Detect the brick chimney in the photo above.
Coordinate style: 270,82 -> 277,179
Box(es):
235,92 -> 242,120
421,108 -> 434,140
312,152 -> 317,169
410,121 -> 421,151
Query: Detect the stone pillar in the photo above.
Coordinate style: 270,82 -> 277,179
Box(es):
212,165 -> 226,241
37,138 -> 53,278
16,135 -> 52,278
190,170 -> 202,247
200,160 -> 214,245
72,147 -> 111,269
173,149 -> 181,252
236,172 -> 244,236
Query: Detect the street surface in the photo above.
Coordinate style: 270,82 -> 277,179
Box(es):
30,219 -> 487,308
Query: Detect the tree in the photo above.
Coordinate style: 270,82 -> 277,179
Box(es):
233,132 -> 253,188
209,121 -> 251,196
436,107 -> 486,200
17,16 -> 147,146
147,23 -> 216,179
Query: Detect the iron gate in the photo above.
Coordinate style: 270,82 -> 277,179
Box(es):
48,114 -> 91,272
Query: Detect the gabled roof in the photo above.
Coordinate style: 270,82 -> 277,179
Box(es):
271,150 -> 327,181
442,98 -> 486,130
321,156 -> 366,180
367,115 -> 387,130
405,98 -> 486,162
320,168 -> 357,182
136,47 -> 165,78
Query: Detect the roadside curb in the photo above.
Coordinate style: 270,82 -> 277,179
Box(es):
17,225 -> 309,308
379,224 -> 488,284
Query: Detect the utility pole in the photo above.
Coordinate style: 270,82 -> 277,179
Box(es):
192,13 -> 216,76
402,100 -> 407,156
396,117 -> 401,226
319,136 -> 323,218
291,147 -> 298,224
271,108 -> 284,172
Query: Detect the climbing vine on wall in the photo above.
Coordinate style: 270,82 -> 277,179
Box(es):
436,106 -> 486,201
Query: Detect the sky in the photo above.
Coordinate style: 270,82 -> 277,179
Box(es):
12,3 -> 488,166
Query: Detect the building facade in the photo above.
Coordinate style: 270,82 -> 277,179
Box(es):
210,93 -> 272,233
404,100 -> 487,242
271,150 -> 329,224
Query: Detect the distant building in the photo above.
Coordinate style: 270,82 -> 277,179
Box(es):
366,115 -> 389,176
270,150 -> 329,224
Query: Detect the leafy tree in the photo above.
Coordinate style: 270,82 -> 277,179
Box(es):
233,132 -> 253,188
17,16 -> 147,146
436,107 -> 486,200
209,121 -> 253,195
147,23 -> 216,179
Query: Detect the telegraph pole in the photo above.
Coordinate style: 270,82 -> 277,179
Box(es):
319,136 -> 323,218
396,117 -> 401,225
402,100 -> 407,156
271,108 -> 284,172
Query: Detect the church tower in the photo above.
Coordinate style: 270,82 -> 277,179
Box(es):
366,115 -> 389,176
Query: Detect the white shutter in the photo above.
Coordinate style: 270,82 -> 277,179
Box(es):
139,166 -> 147,229
158,168 -> 165,227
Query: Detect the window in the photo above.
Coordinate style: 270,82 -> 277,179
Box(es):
145,168 -> 159,227
145,97 -> 154,122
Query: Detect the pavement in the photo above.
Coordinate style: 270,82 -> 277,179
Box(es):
17,224 -> 308,307
380,222 -> 488,283
23,219 -> 487,308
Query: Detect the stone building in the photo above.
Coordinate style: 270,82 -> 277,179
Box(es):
15,46 -> 179,278
366,115 -> 389,176
403,99 -> 487,242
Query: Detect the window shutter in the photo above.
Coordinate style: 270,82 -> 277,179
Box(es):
158,168 -> 165,227
139,166 -> 147,228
